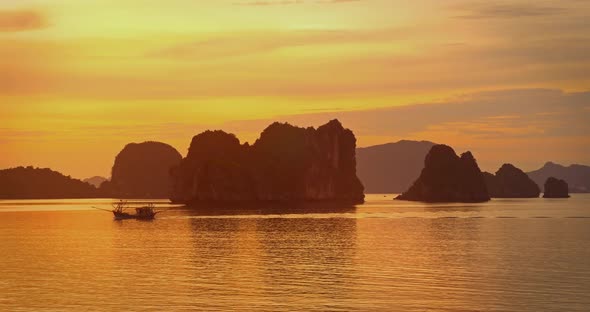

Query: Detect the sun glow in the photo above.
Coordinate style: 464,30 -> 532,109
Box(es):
1,0 -> 589,178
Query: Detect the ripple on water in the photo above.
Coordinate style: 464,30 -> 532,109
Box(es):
0,197 -> 590,311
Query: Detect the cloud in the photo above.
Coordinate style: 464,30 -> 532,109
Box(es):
2,1 -> 588,101
233,0 -> 303,5
4,29 -> 589,100
226,89 -> 589,138
315,0 -> 362,3
223,88 -> 590,170
233,0 -> 360,5
454,3 -> 568,19
149,28 -> 403,60
0,10 -> 48,32
122,34 -> 590,99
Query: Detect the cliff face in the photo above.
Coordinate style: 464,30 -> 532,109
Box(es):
543,177 -> 570,198
485,164 -> 540,198
101,141 -> 182,198
356,140 -> 435,193
0,166 -> 98,199
170,119 -> 365,204
395,145 -> 490,203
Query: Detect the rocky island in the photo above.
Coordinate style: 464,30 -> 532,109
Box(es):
395,144 -> 490,203
170,119 -> 365,204
100,141 -> 182,198
0,166 -> 98,199
543,177 -> 570,198
484,164 -> 540,198
528,162 -> 590,193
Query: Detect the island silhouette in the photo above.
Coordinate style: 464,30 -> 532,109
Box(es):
170,119 -> 365,204
0,121 -> 587,202
0,166 -> 98,199
99,141 -> 182,199
543,177 -> 570,198
484,164 -> 541,198
395,144 -> 490,203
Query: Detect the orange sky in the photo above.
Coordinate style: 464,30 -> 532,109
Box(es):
1,0 -> 589,178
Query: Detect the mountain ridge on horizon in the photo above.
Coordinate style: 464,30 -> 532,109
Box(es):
356,141 -> 590,195
83,176 -> 108,188
356,140 -> 437,194
527,162 -> 590,193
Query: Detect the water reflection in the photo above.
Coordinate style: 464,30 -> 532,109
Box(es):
178,201 -> 358,216
254,218 -> 357,309
1,197 -> 590,311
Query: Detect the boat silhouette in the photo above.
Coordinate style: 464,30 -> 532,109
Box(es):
113,206 -> 159,220
94,201 -> 159,220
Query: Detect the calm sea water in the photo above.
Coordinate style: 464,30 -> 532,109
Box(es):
1,194 -> 589,311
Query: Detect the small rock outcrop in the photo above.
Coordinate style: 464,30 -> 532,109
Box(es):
395,145 -> 490,203
543,177 -> 570,198
170,119 -> 365,204
100,141 -> 182,198
0,166 -> 98,199
484,164 -> 540,198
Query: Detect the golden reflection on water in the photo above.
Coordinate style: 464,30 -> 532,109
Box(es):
1,196 -> 590,311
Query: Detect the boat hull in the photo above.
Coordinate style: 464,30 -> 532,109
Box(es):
112,211 -> 157,220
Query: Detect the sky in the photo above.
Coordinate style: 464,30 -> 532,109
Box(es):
1,0 -> 589,179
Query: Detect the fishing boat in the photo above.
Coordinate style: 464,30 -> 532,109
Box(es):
113,207 -> 159,220
94,201 -> 160,220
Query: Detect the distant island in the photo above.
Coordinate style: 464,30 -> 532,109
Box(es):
83,176 -> 108,188
528,162 -> 590,193
0,166 -> 98,199
484,164 -> 540,198
170,119 -> 365,204
356,140 -> 435,194
396,144 -> 490,203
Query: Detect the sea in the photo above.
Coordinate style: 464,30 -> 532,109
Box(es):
1,194 -> 589,311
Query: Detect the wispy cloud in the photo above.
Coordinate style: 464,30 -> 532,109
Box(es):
0,10 -> 47,32
149,28 -> 403,60
222,88 -> 590,170
454,3 -> 568,19
233,0 -> 303,6
225,89 -> 589,139
233,0 -> 361,5
315,0 -> 362,3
